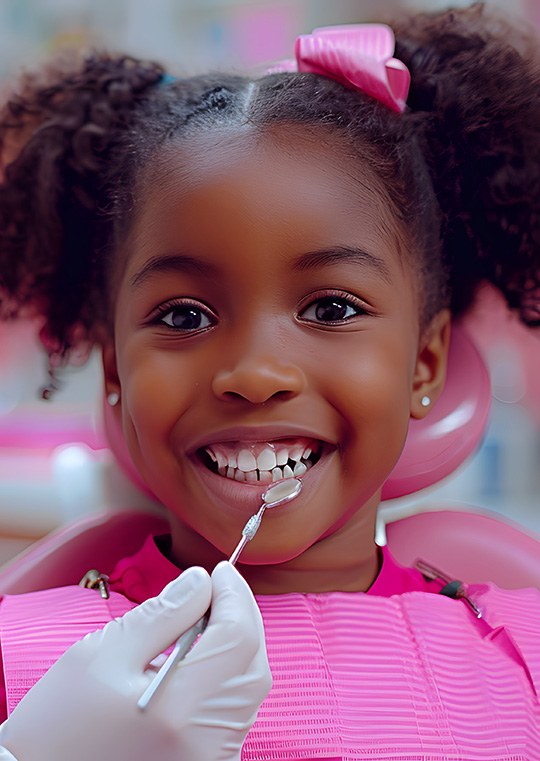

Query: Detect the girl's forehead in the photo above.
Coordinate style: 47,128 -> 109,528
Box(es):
144,128 -> 388,213
125,127 -> 409,276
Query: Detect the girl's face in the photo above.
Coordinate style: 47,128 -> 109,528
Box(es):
104,127 -> 448,593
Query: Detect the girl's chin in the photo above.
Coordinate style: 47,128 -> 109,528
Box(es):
231,532 -> 314,566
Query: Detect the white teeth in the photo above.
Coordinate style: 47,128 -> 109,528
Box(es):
238,449 -> 257,472
257,448 -> 277,471
276,449 -> 289,466
289,445 -> 304,462
206,439 -> 322,483
209,449 -> 238,468
215,451 -> 227,469
293,461 -> 307,476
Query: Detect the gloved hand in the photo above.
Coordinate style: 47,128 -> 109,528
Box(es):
0,561 -> 271,761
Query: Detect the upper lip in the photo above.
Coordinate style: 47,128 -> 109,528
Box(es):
185,424 -> 336,454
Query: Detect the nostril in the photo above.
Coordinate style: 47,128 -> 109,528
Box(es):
272,389 -> 297,401
221,390 -> 249,401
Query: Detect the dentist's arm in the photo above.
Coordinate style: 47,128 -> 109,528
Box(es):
0,562 -> 271,761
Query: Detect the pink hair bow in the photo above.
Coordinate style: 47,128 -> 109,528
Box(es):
270,24 -> 410,114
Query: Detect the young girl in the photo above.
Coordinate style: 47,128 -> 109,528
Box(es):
0,3 -> 539,759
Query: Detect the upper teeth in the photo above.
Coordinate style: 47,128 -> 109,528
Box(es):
205,440 -> 317,477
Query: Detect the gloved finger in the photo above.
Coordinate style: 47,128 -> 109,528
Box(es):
183,561 -> 271,696
89,566 -> 212,670
0,744 -> 18,761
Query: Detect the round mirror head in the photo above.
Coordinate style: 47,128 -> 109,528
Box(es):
261,477 -> 302,508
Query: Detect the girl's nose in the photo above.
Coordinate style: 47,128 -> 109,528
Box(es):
211,356 -> 306,404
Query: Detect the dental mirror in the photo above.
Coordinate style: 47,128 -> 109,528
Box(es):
262,476 -> 302,507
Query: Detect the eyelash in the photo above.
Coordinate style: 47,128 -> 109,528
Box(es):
297,290 -> 371,326
149,299 -> 218,334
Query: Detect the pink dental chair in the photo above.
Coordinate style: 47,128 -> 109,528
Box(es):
0,326 -> 538,595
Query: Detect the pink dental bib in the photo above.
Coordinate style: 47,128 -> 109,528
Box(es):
0,538 -> 538,759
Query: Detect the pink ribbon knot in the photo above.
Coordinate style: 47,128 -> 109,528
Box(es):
270,24 -> 410,114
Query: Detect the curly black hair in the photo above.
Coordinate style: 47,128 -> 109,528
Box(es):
0,3 -> 538,363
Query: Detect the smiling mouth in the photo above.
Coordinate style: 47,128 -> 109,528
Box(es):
197,438 -> 324,484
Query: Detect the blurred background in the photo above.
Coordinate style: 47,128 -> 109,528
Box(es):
0,0 -> 538,78
0,0 -> 538,562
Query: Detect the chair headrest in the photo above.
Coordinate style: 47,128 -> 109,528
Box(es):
381,325 -> 490,499
103,325 -> 491,501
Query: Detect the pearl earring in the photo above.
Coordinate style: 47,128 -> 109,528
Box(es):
421,395 -> 431,408
107,391 -> 120,407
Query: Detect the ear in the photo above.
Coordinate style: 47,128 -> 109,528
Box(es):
101,338 -> 122,411
410,308 -> 451,419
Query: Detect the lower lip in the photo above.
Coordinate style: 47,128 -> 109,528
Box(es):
188,450 -> 334,519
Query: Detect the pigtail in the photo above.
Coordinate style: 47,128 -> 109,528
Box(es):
394,3 -> 540,326
0,53 -> 165,360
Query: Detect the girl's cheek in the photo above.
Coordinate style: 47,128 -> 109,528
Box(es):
121,350 -> 216,458
324,340 -> 413,405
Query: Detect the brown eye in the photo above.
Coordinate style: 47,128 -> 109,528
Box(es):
162,306 -> 209,330
299,295 -> 364,324
153,300 -> 217,333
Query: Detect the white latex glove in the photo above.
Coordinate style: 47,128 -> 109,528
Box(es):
0,561 -> 271,761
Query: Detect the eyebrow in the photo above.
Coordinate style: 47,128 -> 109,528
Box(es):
130,253 -> 220,290
131,245 -> 392,289
292,245 -> 392,283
